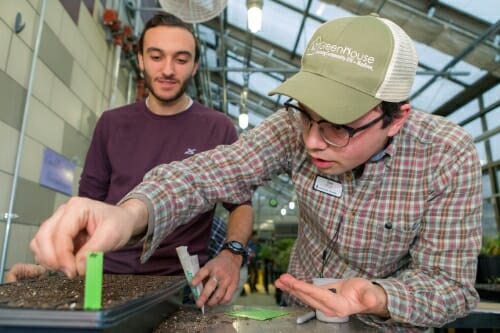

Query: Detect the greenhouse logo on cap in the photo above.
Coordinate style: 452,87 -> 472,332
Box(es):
305,36 -> 375,71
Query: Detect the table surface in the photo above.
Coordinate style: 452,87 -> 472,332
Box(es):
158,305 -> 377,333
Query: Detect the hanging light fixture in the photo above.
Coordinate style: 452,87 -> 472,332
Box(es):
239,109 -> 249,129
247,0 -> 263,33
239,87 -> 249,129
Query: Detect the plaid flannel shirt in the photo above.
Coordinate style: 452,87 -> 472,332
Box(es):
123,108 -> 482,330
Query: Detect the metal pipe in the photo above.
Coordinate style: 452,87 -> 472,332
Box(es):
126,70 -> 135,103
134,0 -> 142,36
219,10 -> 228,114
199,67 -> 469,76
0,0 -> 47,283
108,0 -> 122,108
108,44 -> 122,108
411,19 -> 500,100
291,0 -> 312,57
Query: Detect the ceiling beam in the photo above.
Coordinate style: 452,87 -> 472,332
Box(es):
433,74 -> 499,117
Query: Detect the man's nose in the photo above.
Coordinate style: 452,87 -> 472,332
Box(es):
303,123 -> 328,150
161,58 -> 174,76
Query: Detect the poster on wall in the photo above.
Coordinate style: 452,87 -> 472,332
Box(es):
39,148 -> 75,196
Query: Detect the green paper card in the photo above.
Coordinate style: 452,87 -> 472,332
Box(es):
84,251 -> 103,310
225,307 -> 289,321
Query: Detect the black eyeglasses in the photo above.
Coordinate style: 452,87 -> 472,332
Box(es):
284,98 -> 384,148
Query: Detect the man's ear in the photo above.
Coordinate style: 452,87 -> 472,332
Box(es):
387,103 -> 411,137
192,61 -> 199,77
137,53 -> 144,72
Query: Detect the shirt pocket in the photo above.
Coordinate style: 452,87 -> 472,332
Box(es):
340,213 -> 421,277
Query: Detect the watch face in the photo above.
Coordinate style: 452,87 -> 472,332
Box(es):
229,241 -> 244,251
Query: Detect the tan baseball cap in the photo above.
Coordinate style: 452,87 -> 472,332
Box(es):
269,14 -> 418,124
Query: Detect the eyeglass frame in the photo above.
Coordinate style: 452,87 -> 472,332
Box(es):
284,98 -> 385,148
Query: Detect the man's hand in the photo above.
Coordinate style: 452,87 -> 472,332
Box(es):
190,250 -> 242,307
30,197 -> 148,278
275,273 -> 390,318
5,263 -> 48,283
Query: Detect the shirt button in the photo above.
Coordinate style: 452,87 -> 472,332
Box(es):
385,222 -> 393,229
345,172 -> 353,181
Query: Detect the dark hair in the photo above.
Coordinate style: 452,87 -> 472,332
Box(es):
379,101 -> 408,128
138,12 -> 200,63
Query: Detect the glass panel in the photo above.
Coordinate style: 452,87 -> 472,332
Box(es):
411,67 -> 432,112
489,133 -> 500,161
475,142 -> 487,166
227,57 -> 244,86
439,0 -> 499,23
295,17 -> 323,56
450,62 -> 486,85
310,0 -> 352,21
482,197 -> 497,236
447,99 -> 479,125
483,84 -> 500,109
415,42 -> 452,69
462,118 -> 483,137
226,0 -> 247,31
258,1 -> 303,51
197,24 -> 216,45
483,174 -> 492,198
249,111 -> 265,127
411,78 -> 464,112
227,101 -> 239,118
228,0 -> 303,51
203,48 -> 217,67
249,72 -> 282,97
485,106 -> 500,130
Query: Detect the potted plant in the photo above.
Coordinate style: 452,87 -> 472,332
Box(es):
476,234 -> 500,284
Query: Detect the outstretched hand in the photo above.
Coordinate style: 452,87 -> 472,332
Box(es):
30,197 -> 148,278
190,250 -> 242,307
275,273 -> 390,318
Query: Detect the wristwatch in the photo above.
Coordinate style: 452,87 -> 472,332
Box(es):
221,240 -> 247,266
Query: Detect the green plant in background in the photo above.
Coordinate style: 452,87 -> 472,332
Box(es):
477,234 -> 500,284
257,238 -> 295,272
258,243 -> 274,261
481,234 -> 500,256
273,239 -> 295,272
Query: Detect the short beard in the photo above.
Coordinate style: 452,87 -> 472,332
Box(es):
143,71 -> 191,104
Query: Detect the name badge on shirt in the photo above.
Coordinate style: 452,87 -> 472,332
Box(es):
313,175 -> 343,198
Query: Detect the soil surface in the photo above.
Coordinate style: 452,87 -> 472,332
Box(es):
154,307 -> 236,333
0,274 -> 183,310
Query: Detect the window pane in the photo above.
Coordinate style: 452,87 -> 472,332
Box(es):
475,142 -> 487,166
439,0 -> 499,23
483,174 -> 492,198
462,118 -> 483,138
228,0 -> 303,51
485,106 -> 500,130
447,99 -> 479,125
412,78 -> 464,113
198,25 -> 216,45
310,1 -> 352,21
489,133 -> 500,161
249,72 -> 282,98
483,84 -> 500,109
482,198 -> 497,236
295,18 -> 322,56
